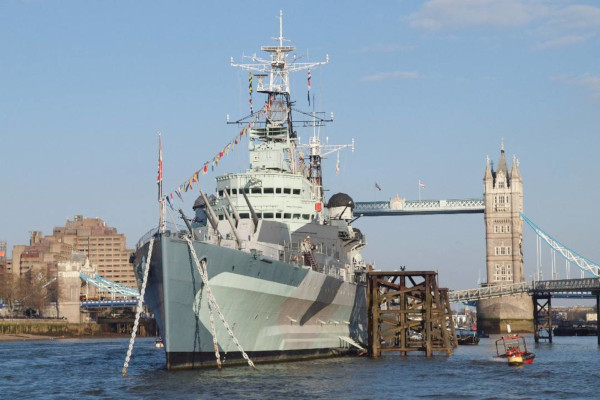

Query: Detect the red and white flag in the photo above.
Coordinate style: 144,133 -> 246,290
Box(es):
307,69 -> 311,106
419,180 -> 425,188
157,133 -> 163,202
157,134 -> 163,184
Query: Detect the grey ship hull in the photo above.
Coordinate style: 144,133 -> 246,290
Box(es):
137,233 -> 367,370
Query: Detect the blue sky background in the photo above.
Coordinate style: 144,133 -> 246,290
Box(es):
1,0 -> 599,290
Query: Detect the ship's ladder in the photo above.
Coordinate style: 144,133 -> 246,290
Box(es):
303,250 -> 319,271
122,236 -> 155,377
184,236 -> 256,370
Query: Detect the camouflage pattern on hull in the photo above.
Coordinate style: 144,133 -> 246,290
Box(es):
136,234 -> 367,370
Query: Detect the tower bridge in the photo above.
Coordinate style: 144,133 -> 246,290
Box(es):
353,143 -> 600,334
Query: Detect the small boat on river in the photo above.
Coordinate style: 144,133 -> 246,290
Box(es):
456,329 -> 480,345
495,334 -> 535,366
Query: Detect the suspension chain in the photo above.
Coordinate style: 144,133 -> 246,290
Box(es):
122,236 -> 155,377
184,236 -> 256,370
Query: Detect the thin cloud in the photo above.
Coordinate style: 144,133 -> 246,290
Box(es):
361,71 -> 420,82
408,0 -> 545,31
408,0 -> 600,50
552,73 -> 600,99
353,43 -> 416,54
547,5 -> 600,31
534,34 -> 594,50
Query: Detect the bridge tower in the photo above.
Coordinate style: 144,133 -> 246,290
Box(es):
477,142 -> 533,333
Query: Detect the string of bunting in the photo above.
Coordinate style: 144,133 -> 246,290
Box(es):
162,109 -> 264,210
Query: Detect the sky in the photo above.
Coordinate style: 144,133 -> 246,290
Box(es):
1,0 -> 599,291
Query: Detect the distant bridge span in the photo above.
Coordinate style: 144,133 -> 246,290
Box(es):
448,278 -> 600,303
354,198 -> 484,217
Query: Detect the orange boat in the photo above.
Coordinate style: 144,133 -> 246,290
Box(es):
495,335 -> 535,366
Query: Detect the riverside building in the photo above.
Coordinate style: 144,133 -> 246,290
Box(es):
10,215 -> 135,287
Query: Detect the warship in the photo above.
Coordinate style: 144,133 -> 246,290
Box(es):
133,12 -> 368,370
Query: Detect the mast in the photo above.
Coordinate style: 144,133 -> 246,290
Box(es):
157,133 -> 166,233
230,10 -> 329,174
229,11 -> 353,222
304,125 -> 354,217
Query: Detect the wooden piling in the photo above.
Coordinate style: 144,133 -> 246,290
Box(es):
367,270 -> 454,357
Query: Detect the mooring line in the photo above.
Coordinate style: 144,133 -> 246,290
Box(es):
185,236 -> 256,370
122,236 -> 155,377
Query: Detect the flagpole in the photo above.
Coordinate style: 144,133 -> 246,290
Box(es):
158,133 -> 165,233
418,180 -> 421,201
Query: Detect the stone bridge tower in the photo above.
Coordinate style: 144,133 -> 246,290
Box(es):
477,142 -> 533,333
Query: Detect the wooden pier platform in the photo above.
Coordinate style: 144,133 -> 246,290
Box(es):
367,270 -> 455,357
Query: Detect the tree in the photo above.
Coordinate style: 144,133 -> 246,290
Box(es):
0,272 -> 20,317
20,270 -> 55,317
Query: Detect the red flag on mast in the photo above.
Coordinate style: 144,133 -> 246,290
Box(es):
157,133 -> 163,203
307,69 -> 311,105
157,134 -> 163,184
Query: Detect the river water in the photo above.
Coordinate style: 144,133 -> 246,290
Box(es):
1,335 -> 599,399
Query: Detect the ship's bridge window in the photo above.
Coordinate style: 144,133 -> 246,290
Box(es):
218,215 -> 224,220
231,189 -> 237,194
264,213 -> 274,218
283,188 -> 291,194
302,214 -> 309,220
218,190 -> 224,197
251,188 -> 261,194
240,213 -> 250,219
293,189 -> 301,195
276,213 -> 282,218
284,213 -> 291,219
276,188 -> 282,194
256,213 -> 262,218
242,188 -> 249,194
293,214 -> 300,219
264,188 -> 274,194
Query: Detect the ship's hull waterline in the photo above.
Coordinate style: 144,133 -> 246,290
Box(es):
137,233 -> 368,370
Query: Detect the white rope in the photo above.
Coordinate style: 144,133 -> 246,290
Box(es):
122,237 -> 155,377
193,287 -> 222,369
185,236 -> 256,370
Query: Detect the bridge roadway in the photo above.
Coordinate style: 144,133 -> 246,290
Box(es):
81,299 -> 139,309
354,198 -> 485,216
448,278 -> 600,303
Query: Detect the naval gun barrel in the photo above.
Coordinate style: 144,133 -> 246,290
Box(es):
223,189 -> 241,225
199,189 -> 220,232
241,189 -> 260,232
178,209 -> 195,240
222,207 -> 243,249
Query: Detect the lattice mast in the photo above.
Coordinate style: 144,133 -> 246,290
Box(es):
304,124 -> 355,215
230,11 -> 328,174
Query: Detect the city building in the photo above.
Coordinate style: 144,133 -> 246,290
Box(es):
10,215 -> 136,287
0,241 -> 7,273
